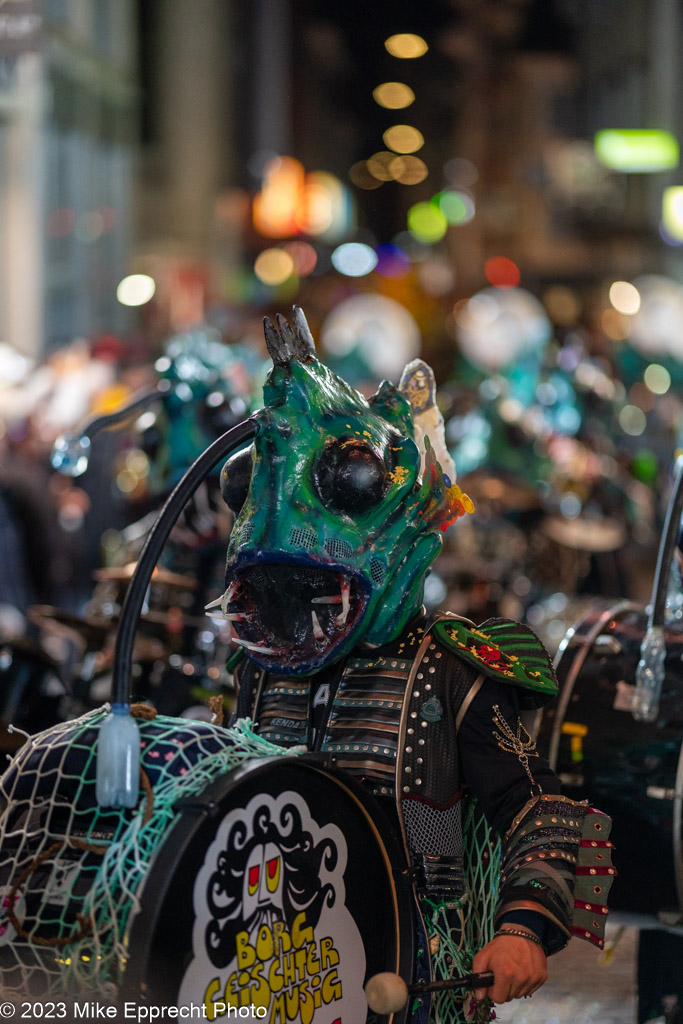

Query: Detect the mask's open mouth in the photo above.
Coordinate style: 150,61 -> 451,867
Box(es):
208,562 -> 368,673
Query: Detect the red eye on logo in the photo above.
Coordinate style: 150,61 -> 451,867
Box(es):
248,865 -> 260,895
266,856 -> 280,892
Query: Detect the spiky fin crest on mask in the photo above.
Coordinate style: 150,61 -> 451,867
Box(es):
263,305 -> 316,366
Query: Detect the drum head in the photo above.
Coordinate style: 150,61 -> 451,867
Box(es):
125,756 -> 415,1023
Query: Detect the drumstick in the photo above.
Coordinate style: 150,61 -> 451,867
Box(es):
365,970 -> 495,1013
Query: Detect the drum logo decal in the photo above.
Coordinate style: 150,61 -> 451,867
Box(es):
178,790 -> 367,1023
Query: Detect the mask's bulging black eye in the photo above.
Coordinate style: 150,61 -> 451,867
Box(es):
220,446 -> 253,515
314,438 -> 387,514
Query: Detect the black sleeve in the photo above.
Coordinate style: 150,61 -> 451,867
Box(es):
457,674 -> 615,953
457,676 -> 562,834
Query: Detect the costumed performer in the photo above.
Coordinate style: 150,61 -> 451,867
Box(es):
216,307 -> 615,1023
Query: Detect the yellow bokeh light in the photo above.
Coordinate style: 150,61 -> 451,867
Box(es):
383,125 -> 425,154
662,186 -> 683,241
609,280 -> 641,315
296,180 -> 333,235
542,285 -> 581,326
254,248 -> 295,286
252,156 -> 305,239
601,308 -> 629,341
373,81 -> 415,109
385,33 -> 428,58
367,151 -> 399,182
349,161 -> 384,190
389,155 -> 428,184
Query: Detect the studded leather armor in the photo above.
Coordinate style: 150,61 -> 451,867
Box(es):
232,611 -> 615,957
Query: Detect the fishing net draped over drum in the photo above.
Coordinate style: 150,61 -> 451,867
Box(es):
0,711 -> 293,999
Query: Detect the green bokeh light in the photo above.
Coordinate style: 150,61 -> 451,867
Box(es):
407,202 -> 448,243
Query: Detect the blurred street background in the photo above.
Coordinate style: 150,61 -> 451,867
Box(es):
2,3 -> 683,1019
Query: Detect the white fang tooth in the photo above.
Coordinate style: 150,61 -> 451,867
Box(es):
311,595 -> 342,604
335,577 -> 351,627
221,582 -> 238,615
205,583 -> 237,616
230,637 -> 277,654
311,610 -> 326,642
206,610 -> 248,622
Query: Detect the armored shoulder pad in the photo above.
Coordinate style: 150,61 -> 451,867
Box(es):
432,616 -> 558,705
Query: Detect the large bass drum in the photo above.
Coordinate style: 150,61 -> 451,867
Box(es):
536,598 -> 683,918
0,710 -> 415,1022
125,755 -> 415,1020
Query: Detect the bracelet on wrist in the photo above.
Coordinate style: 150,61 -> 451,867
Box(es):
493,927 -> 544,948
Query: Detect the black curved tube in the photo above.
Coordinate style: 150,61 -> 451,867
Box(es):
650,455 -> 683,627
111,416 -> 257,705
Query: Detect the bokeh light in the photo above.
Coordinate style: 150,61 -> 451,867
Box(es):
331,242 -> 378,277
407,202 -> 448,243
609,280 -> 641,315
455,287 -> 552,373
601,308 -> 629,340
595,129 -> 679,172
389,155 -> 429,184
443,157 -> 479,189
383,125 -> 424,154
374,243 -> 411,279
619,404 -> 647,436
296,175 -> 334,235
417,257 -> 455,296
433,190 -> 475,224
321,293 -> 420,379
372,82 -> 415,109
283,240 -> 318,276
348,161 -> 383,190
484,256 -> 520,288
643,363 -> 671,394
629,382 -> 655,413
662,186 -> 683,242
366,151 -> 398,182
116,274 -> 156,306
252,155 -> 305,238
254,248 -> 295,285
384,33 -> 428,59
627,275 -> 683,357
542,285 -> 581,325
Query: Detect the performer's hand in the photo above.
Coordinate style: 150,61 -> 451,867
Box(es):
471,930 -> 547,1004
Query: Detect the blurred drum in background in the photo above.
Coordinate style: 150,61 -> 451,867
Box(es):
0,637 -> 66,742
536,599 -> 683,919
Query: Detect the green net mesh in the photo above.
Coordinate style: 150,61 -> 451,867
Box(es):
0,708 -> 301,999
422,799 -> 501,1024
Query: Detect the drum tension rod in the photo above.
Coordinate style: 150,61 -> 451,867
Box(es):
173,797 -> 221,817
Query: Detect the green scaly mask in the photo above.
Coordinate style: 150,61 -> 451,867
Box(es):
218,307 -> 473,674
